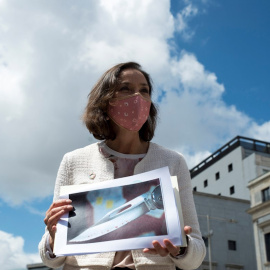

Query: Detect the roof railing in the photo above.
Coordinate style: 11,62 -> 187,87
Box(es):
190,136 -> 270,178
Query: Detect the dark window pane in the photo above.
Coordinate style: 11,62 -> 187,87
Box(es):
265,233 -> 270,262
262,187 -> 270,202
228,240 -> 236,250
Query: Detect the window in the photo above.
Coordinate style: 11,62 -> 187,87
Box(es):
193,187 -> 197,192
230,186 -> 235,195
225,264 -> 243,270
215,172 -> 220,180
228,163 -> 233,172
228,240 -> 236,250
265,233 -> 270,262
262,187 -> 270,202
204,180 -> 208,188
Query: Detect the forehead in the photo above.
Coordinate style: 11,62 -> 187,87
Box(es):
118,69 -> 148,85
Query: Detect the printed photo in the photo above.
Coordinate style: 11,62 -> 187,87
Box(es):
67,178 -> 167,244
53,167 -> 184,256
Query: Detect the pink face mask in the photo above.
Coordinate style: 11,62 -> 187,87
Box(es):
108,93 -> 151,131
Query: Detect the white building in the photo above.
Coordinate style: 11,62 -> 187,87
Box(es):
247,171 -> 270,270
190,136 -> 270,200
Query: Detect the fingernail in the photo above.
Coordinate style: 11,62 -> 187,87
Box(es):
66,199 -> 72,203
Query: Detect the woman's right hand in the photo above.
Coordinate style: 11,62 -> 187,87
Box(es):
44,199 -> 73,250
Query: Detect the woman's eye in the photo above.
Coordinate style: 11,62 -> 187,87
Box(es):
141,88 -> 150,94
120,86 -> 130,92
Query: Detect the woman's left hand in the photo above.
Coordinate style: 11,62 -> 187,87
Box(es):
143,226 -> 192,257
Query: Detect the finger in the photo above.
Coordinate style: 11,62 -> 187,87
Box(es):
47,210 -> 65,239
44,204 -> 73,225
48,225 -> 57,238
47,209 -> 63,229
47,205 -> 73,236
48,204 -> 73,226
45,199 -> 72,224
48,225 -> 57,247
44,216 -> 49,225
51,224 -> 57,231
152,241 -> 169,257
163,239 -> 180,257
49,233 -> 55,252
50,204 -> 74,218
48,199 -> 73,212
184,226 -> 192,235
143,248 -> 158,255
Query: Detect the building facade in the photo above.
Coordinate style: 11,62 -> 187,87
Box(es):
26,263 -> 62,270
190,136 -> 270,200
194,192 -> 256,270
247,171 -> 270,270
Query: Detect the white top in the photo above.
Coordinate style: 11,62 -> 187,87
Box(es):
39,141 -> 206,270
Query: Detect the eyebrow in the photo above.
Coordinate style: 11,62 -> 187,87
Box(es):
120,82 -> 149,87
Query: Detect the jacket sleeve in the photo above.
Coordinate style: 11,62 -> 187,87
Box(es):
171,154 -> 206,269
38,154 -> 70,268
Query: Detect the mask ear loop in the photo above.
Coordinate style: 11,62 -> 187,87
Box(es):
108,100 -> 118,106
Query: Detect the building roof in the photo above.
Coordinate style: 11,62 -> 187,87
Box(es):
247,171 -> 270,188
194,190 -> 250,204
190,136 -> 270,178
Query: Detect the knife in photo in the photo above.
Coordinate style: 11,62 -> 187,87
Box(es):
69,185 -> 163,243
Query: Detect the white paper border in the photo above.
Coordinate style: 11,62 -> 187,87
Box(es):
54,166 -> 183,256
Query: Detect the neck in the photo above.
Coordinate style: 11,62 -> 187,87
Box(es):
106,130 -> 149,155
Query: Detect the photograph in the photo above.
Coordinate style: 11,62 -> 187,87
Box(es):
53,167 -> 184,256
67,178 -> 167,244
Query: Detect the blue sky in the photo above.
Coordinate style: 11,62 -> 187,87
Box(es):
171,0 -> 270,123
0,0 -> 269,269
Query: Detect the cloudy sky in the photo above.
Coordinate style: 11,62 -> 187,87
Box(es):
0,0 -> 270,269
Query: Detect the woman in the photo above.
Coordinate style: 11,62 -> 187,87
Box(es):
39,62 -> 206,270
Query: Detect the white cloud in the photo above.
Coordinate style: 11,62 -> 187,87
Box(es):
154,51 -> 253,154
0,0 -> 269,207
171,52 -> 225,97
0,67 -> 25,121
24,204 -> 46,217
248,121 -> 270,141
182,150 -> 212,170
174,3 -> 198,40
0,231 -> 40,270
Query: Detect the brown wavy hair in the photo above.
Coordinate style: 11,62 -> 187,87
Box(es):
82,62 -> 158,141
